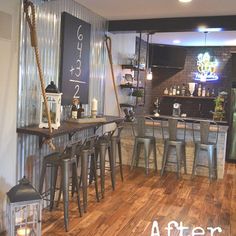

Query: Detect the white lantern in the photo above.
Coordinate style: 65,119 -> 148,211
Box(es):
39,81 -> 62,129
6,177 -> 42,236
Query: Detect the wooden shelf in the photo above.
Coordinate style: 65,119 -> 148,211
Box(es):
120,103 -> 135,108
120,84 -> 144,89
162,95 -> 216,100
121,64 -> 145,71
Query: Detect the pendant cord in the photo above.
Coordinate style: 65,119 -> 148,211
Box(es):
204,31 -> 208,46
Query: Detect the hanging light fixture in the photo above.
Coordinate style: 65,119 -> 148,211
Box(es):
146,33 -> 153,81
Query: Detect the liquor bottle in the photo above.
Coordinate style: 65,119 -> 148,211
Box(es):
164,88 -> 169,95
206,88 -> 210,97
172,86 -> 177,96
77,103 -> 85,118
198,84 -> 202,97
176,86 -> 180,95
181,84 -> 186,96
202,86 -> 206,97
71,103 -> 78,119
169,86 -> 173,96
211,88 -> 215,97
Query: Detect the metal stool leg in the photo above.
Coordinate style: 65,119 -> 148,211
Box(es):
192,143 -> 200,178
72,160 -> 83,217
39,160 -> 47,194
49,165 -> 58,210
131,139 -> 138,170
176,145 -> 181,179
214,147 -> 218,179
153,139 -> 158,174
117,140 -> 124,181
99,142 -> 107,198
144,141 -> 150,175
91,155 -> 100,202
208,146 -> 214,180
135,142 -> 141,168
161,141 -> 169,176
61,159 -> 69,232
81,149 -> 89,213
182,144 -> 187,174
110,136 -> 117,190
89,153 -> 95,185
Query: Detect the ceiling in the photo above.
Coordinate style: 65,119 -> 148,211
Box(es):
74,0 -> 236,46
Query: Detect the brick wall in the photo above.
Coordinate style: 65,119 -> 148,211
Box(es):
142,46 -> 236,119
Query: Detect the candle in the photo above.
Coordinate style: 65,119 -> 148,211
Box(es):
91,98 -> 97,111
17,227 -> 31,236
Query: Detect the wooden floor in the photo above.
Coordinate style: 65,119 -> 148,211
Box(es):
42,164 -> 236,236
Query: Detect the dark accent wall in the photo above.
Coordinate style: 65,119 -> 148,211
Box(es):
144,46 -> 236,120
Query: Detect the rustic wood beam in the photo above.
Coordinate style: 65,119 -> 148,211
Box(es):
108,15 -> 236,33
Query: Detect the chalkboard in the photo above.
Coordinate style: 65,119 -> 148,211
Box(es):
60,12 -> 91,105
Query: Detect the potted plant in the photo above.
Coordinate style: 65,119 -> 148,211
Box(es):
131,89 -> 144,105
213,94 -> 226,121
131,89 -> 144,97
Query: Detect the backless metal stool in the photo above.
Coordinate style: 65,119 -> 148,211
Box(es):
192,121 -> 218,180
38,141 -> 82,231
130,116 -> 157,175
160,118 -> 187,179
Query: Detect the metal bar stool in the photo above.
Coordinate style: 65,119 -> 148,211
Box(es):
38,140 -> 82,231
57,136 -> 100,213
95,125 -> 124,198
160,118 -> 187,178
192,121 -> 218,180
79,135 -> 100,213
130,116 -> 157,175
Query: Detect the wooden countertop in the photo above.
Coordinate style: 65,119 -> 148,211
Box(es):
17,115 -> 124,140
149,115 -> 228,126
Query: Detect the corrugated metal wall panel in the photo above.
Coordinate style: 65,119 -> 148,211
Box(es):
17,0 -> 107,186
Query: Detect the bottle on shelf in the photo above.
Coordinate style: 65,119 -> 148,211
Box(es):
211,88 -> 215,97
169,86 -> 173,96
198,83 -> 202,97
202,86 -> 206,97
206,88 -> 210,97
164,88 -> 169,95
71,100 -> 78,119
176,85 -> 180,95
181,84 -> 186,96
172,85 -> 177,96
77,102 -> 85,118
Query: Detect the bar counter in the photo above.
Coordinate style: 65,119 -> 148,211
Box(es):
120,115 -> 228,179
17,116 -> 124,148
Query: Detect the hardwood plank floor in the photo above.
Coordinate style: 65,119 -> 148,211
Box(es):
42,164 -> 236,236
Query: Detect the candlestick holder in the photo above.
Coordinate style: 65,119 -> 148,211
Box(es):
91,109 -> 97,118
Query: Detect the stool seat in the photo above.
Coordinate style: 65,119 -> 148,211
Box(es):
194,141 -> 216,148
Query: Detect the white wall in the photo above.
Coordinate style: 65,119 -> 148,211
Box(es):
0,0 -> 20,232
104,33 -> 136,116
